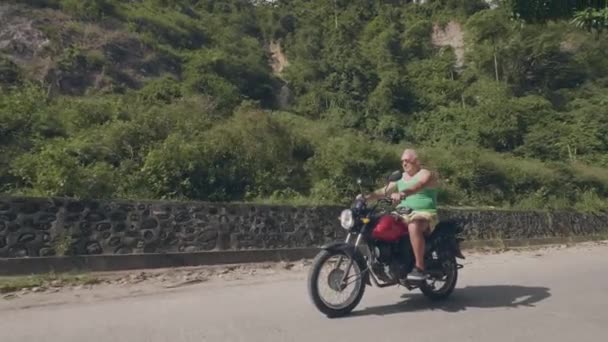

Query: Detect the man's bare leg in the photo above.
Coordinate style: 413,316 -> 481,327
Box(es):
407,219 -> 429,281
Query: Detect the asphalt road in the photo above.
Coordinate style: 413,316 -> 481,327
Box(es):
1,243 -> 607,342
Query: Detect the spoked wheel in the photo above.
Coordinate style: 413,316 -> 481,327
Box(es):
307,250 -> 366,318
420,256 -> 458,300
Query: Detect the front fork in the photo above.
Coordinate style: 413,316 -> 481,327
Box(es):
337,233 -> 362,284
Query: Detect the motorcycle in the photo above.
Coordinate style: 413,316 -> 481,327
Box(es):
307,170 -> 466,318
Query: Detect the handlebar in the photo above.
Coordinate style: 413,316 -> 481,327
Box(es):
377,197 -> 393,205
355,196 -> 412,215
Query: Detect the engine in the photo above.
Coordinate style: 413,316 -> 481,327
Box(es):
375,242 -> 394,263
371,241 -> 411,282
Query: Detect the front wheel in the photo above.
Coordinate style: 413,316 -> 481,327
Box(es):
420,256 -> 458,300
307,249 -> 366,318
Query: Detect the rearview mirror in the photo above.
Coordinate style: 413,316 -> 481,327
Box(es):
387,170 -> 402,182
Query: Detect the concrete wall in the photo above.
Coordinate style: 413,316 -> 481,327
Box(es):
1,195 -> 607,258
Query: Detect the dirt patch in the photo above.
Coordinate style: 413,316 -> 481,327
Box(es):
560,33 -> 584,53
1,273 -> 100,297
0,259 -> 312,301
0,259 -> 315,310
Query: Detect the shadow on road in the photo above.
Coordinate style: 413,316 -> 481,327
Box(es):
349,285 -> 551,317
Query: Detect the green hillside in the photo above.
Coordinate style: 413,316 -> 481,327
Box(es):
1,0 -> 608,211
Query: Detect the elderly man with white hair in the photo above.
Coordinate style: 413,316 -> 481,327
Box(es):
363,148 -> 439,281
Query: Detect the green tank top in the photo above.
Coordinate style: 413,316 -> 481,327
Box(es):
396,173 -> 438,213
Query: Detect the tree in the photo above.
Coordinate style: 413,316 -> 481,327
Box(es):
466,9 -> 514,82
571,7 -> 608,39
507,0 -> 607,23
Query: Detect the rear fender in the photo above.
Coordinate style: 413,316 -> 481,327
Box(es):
428,234 -> 465,260
450,237 -> 466,259
321,242 -> 371,285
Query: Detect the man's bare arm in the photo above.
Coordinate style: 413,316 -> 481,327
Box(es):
400,169 -> 434,197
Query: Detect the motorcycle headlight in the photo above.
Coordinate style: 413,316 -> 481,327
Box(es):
340,209 -> 355,230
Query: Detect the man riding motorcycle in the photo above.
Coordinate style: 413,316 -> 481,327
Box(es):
360,148 -> 439,281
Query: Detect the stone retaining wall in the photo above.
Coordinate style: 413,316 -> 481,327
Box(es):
1,195 -> 607,258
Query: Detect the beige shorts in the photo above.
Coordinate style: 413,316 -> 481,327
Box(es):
397,211 -> 439,234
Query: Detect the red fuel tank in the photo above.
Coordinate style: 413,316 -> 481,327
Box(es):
371,215 -> 409,242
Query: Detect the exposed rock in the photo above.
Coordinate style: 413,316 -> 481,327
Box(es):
431,21 -> 465,68
0,4 -> 50,62
269,40 -> 289,75
0,4 -> 179,95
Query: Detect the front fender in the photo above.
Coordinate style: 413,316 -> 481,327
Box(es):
321,241 -> 355,252
320,242 -> 371,285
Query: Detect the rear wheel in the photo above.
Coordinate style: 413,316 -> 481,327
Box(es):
307,249 -> 366,318
420,256 -> 458,300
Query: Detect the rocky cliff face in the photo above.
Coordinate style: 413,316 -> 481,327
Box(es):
0,5 -> 51,63
0,4 -> 179,94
